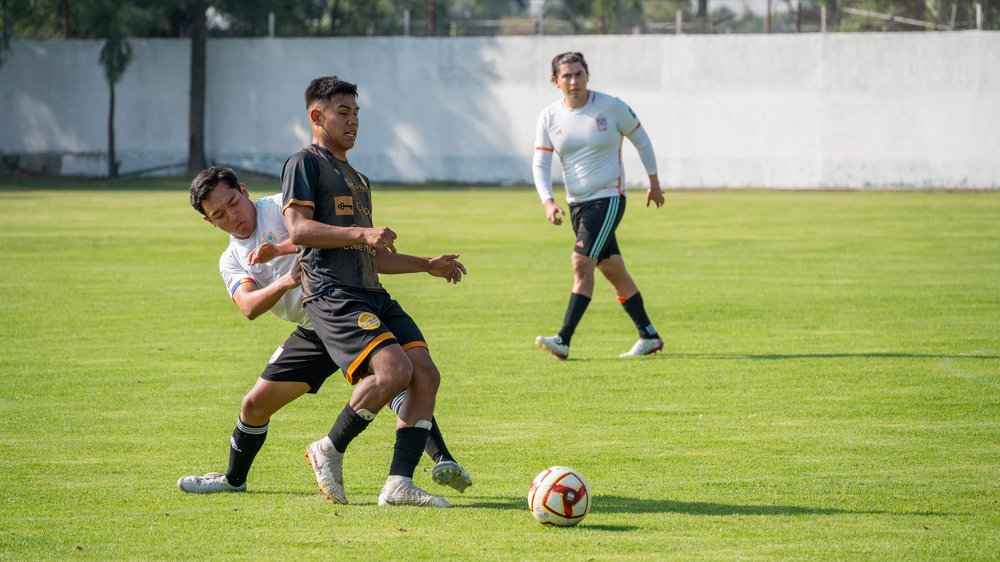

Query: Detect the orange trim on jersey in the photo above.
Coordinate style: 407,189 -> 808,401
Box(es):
282,198 -> 315,213
616,138 -> 625,195
345,332 -> 396,385
627,122 -> 642,136
535,146 -> 554,152
401,341 -> 428,351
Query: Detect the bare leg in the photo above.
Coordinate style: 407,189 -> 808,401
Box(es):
571,252 -> 598,297
396,346 -> 440,429
596,254 -> 639,300
240,378 -> 311,426
348,344 -> 413,414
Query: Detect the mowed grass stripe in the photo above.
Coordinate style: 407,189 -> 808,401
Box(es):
0,182 -> 998,560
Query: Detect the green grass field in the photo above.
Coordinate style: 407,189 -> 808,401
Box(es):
1,179 -> 998,560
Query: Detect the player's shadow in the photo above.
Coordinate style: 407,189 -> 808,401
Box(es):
463,496 -> 527,511
668,352 -> 1000,361
548,352 -> 999,364
593,495 -> 954,517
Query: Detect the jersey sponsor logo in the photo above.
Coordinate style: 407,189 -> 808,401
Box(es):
344,242 -> 377,256
264,231 -> 278,245
345,175 -> 369,194
357,312 -> 381,330
335,196 -> 354,215
595,115 -> 608,132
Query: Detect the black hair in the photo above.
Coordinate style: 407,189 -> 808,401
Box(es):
189,165 -> 241,216
304,75 -> 358,110
550,51 -> 589,80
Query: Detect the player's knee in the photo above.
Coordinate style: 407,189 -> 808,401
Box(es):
407,349 -> 439,385
412,362 -> 441,394
240,393 -> 269,425
572,259 -> 596,279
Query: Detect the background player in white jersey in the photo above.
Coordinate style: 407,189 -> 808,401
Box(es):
532,51 -> 666,360
177,166 -> 471,497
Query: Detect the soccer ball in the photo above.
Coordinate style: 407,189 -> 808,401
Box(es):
527,466 -> 590,526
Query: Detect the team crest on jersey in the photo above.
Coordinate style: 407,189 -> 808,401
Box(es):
264,231 -> 278,245
595,115 -> 607,132
357,312 -> 381,330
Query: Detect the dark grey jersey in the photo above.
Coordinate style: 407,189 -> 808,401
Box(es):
281,144 -> 382,302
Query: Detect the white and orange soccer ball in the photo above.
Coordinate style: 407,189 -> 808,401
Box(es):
527,466 -> 591,527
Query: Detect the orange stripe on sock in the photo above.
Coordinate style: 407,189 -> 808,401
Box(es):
617,295 -> 628,304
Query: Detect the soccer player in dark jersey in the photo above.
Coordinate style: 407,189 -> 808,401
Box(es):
281,76 -> 456,507
176,167 -> 471,497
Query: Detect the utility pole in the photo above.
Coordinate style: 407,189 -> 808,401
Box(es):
427,0 -> 435,35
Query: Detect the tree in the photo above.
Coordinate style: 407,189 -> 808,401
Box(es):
187,0 -> 206,174
134,0 -> 209,174
0,0 -> 68,69
79,2 -> 141,179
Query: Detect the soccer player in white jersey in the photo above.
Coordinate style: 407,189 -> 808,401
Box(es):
177,166 -> 471,499
532,51 -> 666,360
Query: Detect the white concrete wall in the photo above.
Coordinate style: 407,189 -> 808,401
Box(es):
1,33 -> 998,188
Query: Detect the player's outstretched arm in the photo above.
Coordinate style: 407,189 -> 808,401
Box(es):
377,251 -> 467,283
427,253 -> 466,283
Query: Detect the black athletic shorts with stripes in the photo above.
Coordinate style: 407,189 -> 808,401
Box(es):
259,326 -> 339,394
569,194 -> 626,262
304,286 -> 427,385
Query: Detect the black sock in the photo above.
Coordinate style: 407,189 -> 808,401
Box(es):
558,293 -> 591,346
387,391 -> 452,463
389,426 -> 431,478
328,403 -> 373,453
423,417 -> 454,463
225,418 -> 268,487
621,292 -> 658,339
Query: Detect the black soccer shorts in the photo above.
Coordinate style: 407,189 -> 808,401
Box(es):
304,287 -> 426,385
569,194 -> 626,262
259,326 -> 339,394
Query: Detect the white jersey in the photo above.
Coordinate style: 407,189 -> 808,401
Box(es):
219,194 -> 309,327
533,90 -> 657,204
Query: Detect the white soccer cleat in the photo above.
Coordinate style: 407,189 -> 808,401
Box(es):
177,472 -> 246,493
535,335 -> 569,360
619,337 -> 664,358
378,475 -> 451,507
430,460 -> 473,493
305,439 -> 348,504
